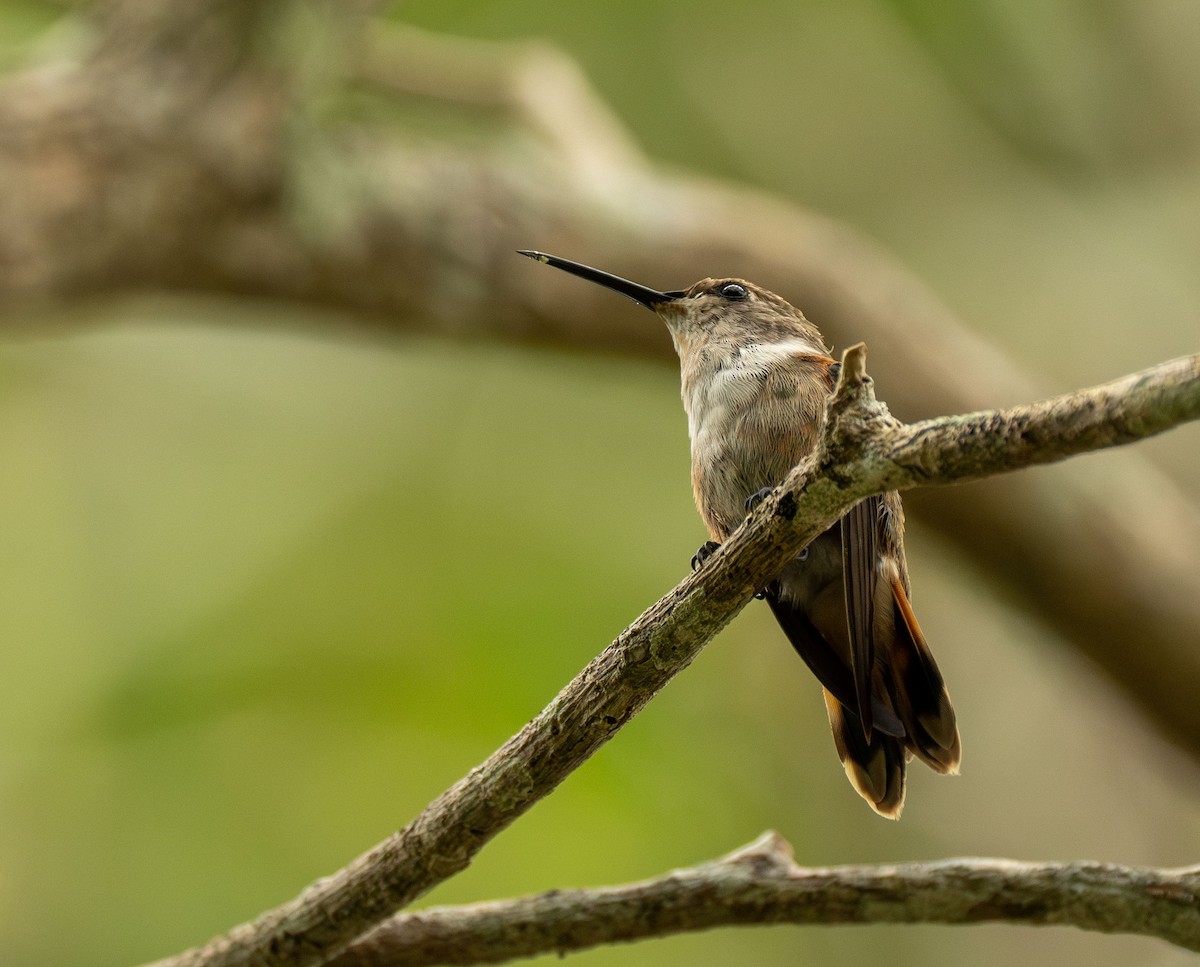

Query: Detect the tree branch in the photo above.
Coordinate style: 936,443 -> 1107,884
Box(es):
842,347 -> 1200,490
326,831 -> 1200,966
144,350 -> 1200,967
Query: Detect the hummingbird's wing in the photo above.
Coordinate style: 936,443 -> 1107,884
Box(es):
841,496 -> 879,741
873,491 -> 961,773
885,574 -> 962,773
765,590 -> 905,738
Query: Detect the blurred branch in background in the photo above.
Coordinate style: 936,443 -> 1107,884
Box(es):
329,831 -> 1200,966
3,1 -> 1195,759
881,0 -> 1200,176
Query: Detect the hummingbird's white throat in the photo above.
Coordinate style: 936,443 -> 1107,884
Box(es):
682,338 -> 827,446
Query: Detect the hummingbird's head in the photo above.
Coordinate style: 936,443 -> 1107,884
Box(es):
662,277 -> 829,358
518,251 -> 828,359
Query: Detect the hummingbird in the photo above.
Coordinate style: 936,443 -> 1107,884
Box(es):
519,250 -> 961,817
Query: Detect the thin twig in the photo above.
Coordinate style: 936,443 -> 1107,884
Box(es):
144,349 -> 1200,967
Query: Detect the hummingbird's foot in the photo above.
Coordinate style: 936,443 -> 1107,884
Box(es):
744,487 -> 775,512
691,540 -> 721,571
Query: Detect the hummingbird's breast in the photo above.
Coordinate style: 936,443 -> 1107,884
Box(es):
681,339 -> 832,540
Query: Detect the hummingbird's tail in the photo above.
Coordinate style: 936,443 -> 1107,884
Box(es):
764,530 -> 961,817
821,584 -> 961,818
824,689 -> 907,819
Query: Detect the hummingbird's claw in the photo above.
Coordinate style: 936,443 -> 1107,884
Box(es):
691,540 -> 721,571
692,539 -> 774,600
756,581 -> 781,602
744,487 -> 775,512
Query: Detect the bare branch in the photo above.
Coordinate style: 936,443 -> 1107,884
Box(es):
327,831 -> 1200,966
861,348 -> 1200,489
143,351 -> 1200,967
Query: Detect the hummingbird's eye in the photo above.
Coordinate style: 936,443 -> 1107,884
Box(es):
720,283 -> 748,301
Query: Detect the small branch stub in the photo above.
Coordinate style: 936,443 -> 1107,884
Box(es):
821,343 -> 902,476
832,342 -> 869,401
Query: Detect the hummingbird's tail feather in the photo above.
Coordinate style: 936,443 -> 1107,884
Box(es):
768,554 -> 960,815
887,577 -> 962,775
824,689 -> 906,819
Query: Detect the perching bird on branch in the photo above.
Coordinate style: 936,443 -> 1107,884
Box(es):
520,250 -> 961,818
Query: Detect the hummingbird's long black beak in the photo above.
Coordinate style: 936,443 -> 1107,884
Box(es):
518,250 -> 684,310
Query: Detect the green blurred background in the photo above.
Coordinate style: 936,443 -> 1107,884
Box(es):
1,1 -> 1199,965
